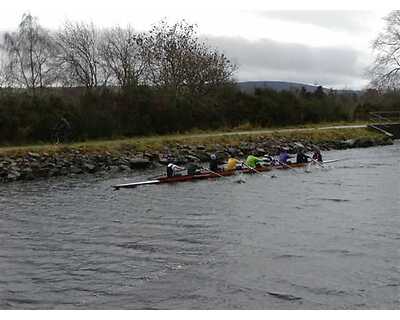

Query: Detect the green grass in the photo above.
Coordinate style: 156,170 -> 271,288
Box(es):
0,122 -> 383,157
228,120 -> 369,131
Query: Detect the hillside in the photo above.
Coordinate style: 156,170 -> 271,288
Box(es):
237,81 -> 360,95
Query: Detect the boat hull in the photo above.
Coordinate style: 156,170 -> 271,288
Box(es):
113,160 -> 334,189
157,170 -> 236,183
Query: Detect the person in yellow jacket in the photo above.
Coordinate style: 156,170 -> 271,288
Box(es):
225,157 -> 239,171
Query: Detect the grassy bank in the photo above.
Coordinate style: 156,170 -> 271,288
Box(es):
0,123 -> 385,157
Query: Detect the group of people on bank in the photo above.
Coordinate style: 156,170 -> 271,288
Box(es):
166,147 -> 323,177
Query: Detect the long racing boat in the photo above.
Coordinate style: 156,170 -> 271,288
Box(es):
112,160 -> 339,190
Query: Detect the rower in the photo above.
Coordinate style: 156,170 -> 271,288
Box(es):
312,147 -> 323,162
186,160 -> 202,176
296,148 -> 308,164
262,154 -> 273,164
167,163 -> 185,177
245,155 -> 263,168
209,154 -> 219,172
278,147 -> 292,164
225,156 -> 240,171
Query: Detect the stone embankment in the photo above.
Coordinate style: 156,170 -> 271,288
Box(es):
0,135 -> 393,183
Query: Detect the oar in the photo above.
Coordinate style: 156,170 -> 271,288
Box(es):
200,166 -> 225,178
234,157 -> 281,181
310,157 -> 325,168
276,160 -> 299,175
149,173 -> 165,179
241,162 -> 262,174
236,159 -> 270,178
188,156 -> 226,178
306,154 -> 326,169
263,152 -> 299,175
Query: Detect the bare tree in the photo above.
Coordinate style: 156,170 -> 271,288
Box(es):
0,53 -> 7,88
0,13 -> 58,91
0,16 -> 236,94
370,11 -> 400,89
56,22 -> 107,88
141,20 -> 236,96
141,20 -> 193,91
99,26 -> 145,88
185,45 -> 237,95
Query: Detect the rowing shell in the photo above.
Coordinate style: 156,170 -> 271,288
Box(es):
113,170 -> 237,189
113,180 -> 160,189
113,159 -> 341,189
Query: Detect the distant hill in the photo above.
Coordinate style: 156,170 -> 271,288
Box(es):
237,81 -> 361,95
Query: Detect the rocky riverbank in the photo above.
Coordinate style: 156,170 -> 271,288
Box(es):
0,133 -> 393,183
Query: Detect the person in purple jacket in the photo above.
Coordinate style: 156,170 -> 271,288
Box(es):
278,147 -> 292,164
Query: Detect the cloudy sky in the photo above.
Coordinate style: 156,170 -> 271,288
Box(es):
0,0 -> 395,89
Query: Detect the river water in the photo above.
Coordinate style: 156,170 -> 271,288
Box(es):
0,142 -> 399,309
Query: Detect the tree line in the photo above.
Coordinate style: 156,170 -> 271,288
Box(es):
0,12 -> 399,145
1,82 -> 399,145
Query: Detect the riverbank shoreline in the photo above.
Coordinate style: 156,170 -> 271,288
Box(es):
0,126 -> 393,183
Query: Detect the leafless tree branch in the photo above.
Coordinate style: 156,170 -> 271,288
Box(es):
370,10 -> 400,90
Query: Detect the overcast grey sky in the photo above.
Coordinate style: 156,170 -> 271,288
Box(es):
0,0 -> 394,89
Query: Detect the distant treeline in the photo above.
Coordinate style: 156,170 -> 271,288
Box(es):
1,13 -> 400,145
1,85 -> 399,145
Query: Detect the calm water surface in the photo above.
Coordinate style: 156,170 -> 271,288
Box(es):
0,143 -> 399,309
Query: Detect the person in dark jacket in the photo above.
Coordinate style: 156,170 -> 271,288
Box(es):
209,154 -> 219,172
312,148 -> 323,162
296,148 -> 309,164
186,160 -> 202,176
